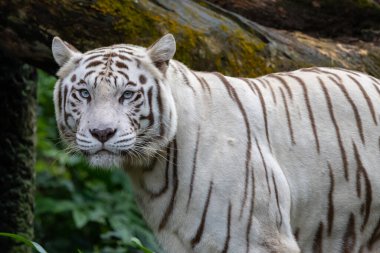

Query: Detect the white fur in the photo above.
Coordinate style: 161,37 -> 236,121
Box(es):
52,37 -> 81,67
53,34 -> 380,253
147,34 -> 176,64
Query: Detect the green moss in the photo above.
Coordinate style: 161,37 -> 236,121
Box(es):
92,0 -> 161,45
91,0 -> 274,78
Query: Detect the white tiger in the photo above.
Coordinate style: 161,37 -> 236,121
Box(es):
52,34 -> 380,253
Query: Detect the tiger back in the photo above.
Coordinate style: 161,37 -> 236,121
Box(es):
52,34 -> 380,253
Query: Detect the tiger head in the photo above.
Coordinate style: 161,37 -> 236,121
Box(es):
51,34 -> 178,169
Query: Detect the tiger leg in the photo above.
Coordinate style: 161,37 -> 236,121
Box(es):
247,154 -> 300,253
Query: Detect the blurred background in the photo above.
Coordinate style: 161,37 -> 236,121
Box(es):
0,0 -> 380,252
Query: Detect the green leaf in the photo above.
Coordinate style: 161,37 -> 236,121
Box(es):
32,242 -> 49,253
0,232 -> 48,253
73,209 -> 89,228
36,197 -> 75,214
129,237 -> 155,253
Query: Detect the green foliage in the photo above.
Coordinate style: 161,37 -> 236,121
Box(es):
35,70 -> 161,253
0,233 -> 47,253
0,232 -> 154,253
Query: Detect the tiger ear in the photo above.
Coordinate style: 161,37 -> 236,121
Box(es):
52,37 -> 81,67
147,34 -> 176,73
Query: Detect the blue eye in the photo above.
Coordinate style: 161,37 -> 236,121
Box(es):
79,89 -> 90,99
122,90 -> 135,99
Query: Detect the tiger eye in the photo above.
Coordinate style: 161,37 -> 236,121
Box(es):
122,90 -> 134,99
79,89 -> 90,99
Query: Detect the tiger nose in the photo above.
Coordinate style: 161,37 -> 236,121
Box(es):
90,128 -> 117,143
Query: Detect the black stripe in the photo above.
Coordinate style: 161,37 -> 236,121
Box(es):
294,228 -> 300,241
135,58 -> 141,68
348,75 -> 378,125
141,146 -> 171,198
336,68 -> 361,77
371,82 -> 380,97
118,49 -> 134,55
117,54 -> 132,62
156,82 -> 165,138
86,60 -> 103,68
256,138 -> 271,194
353,142 -> 372,231
315,68 -> 343,82
83,54 -> 102,63
261,78 -> 278,104
117,70 -> 129,81
200,76 -> 212,95
191,71 -> 211,95
342,213 -> 356,253
176,64 -> 196,94
272,173 -> 282,228
146,87 -> 154,128
368,217 -> 380,250
84,70 -> 95,79
115,61 -> 129,69
159,140 -> 179,230
239,77 -> 257,95
251,80 -> 272,150
318,77 -> 349,180
369,75 -> 380,88
328,76 -> 365,144
259,79 -> 267,88
327,163 -> 335,236
187,126 -> 201,210
63,85 -> 68,126
57,80 -> 63,116
192,71 -> 206,91
213,73 -> 252,219
84,50 -> 107,56
140,87 -> 154,127
312,222 -> 324,253
191,181 -> 213,248
279,87 -> 295,145
245,166 -> 255,253
288,74 -> 320,152
299,67 -> 321,74
268,74 -> 293,99
222,202 -> 232,253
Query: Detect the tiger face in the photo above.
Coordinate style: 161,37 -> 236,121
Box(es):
52,35 -> 178,168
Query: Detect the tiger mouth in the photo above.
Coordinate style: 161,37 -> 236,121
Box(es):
94,149 -> 114,155
80,148 -> 135,157
81,149 -> 116,156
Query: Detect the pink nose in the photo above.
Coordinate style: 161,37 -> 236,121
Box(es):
90,128 -> 116,143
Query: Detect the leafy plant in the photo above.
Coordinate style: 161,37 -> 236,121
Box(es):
0,233 -> 154,253
0,233 -> 47,253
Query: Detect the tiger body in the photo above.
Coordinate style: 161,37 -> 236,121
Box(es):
52,34 -> 380,253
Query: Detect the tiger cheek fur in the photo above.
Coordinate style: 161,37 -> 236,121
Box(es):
52,34 -> 380,253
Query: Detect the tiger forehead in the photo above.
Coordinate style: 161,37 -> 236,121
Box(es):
68,52 -> 151,88
75,47 -> 147,80
81,52 -> 134,69
80,44 -> 144,66
83,44 -> 146,59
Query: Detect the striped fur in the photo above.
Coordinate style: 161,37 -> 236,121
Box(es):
52,34 -> 380,253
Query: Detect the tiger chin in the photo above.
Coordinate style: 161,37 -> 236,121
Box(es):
86,151 -> 121,168
87,147 -> 162,170
52,33 -> 380,253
